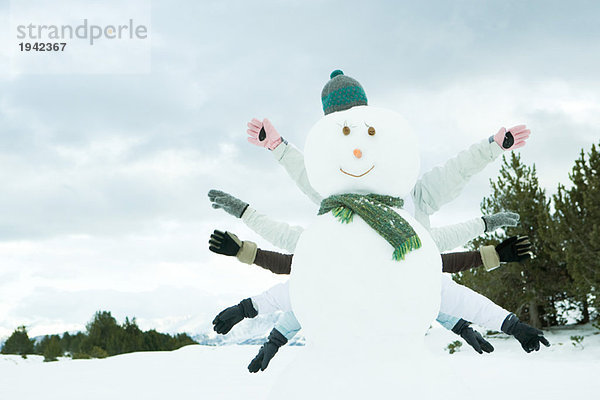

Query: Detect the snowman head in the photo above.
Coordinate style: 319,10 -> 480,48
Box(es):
304,105 -> 420,198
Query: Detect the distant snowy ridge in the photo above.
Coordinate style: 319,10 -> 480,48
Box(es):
193,313 -> 305,346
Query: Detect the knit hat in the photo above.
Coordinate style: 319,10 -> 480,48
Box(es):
321,70 -> 368,115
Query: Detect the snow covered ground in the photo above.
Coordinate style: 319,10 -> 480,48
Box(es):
1,324 -> 598,399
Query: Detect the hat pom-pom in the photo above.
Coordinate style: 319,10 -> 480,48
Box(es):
330,69 -> 344,79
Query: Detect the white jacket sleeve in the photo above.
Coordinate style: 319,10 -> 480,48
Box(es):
439,274 -> 510,331
241,207 -> 304,253
412,138 -> 503,220
272,142 -> 323,205
429,217 -> 486,252
275,311 -> 302,340
251,281 -> 292,314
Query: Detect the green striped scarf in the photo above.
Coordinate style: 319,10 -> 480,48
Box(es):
318,193 -> 421,261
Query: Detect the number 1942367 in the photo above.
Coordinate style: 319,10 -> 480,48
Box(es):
19,42 -> 67,51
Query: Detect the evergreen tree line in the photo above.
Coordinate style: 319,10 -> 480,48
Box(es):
455,142 -> 600,329
1,311 -> 197,362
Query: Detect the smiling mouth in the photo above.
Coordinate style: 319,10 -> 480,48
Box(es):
339,165 -> 375,178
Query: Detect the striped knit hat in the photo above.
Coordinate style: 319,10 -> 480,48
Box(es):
321,70 -> 368,115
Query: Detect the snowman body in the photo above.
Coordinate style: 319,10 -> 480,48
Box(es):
269,106 -> 447,399
290,208 -> 441,356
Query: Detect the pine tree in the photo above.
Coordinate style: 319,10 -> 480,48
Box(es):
61,332 -> 72,353
554,143 -> 600,322
34,335 -> 49,355
143,329 -> 171,351
84,311 -> 121,356
65,332 -> 87,355
122,317 -> 144,353
172,333 -> 197,349
43,335 -> 63,362
1,326 -> 35,356
454,153 -> 571,328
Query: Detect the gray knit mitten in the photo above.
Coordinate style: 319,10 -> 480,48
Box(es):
482,212 -> 520,232
208,189 -> 249,218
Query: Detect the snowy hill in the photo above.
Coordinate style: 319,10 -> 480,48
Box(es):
1,324 -> 598,399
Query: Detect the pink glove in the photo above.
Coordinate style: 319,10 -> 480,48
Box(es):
246,118 -> 283,151
493,125 -> 531,151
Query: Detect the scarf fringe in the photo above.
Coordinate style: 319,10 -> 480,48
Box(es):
332,206 -> 354,223
392,236 -> 422,261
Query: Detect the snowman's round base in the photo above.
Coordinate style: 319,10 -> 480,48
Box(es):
268,345 -> 468,399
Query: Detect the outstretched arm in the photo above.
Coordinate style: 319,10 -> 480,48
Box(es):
430,212 -> 520,252
412,126 -> 530,227
247,118 -> 323,205
212,282 -> 294,336
209,230 -> 294,274
440,274 -> 510,331
430,217 -> 486,252
255,249 -> 293,274
272,141 -> 323,205
208,189 -> 304,253
440,275 -> 550,352
241,207 -> 304,253
250,281 -> 293,314
441,251 -> 484,273
441,236 -> 533,273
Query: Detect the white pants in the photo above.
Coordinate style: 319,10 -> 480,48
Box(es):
252,274 -> 509,331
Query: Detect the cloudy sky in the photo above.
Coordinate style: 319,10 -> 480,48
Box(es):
0,0 -> 598,338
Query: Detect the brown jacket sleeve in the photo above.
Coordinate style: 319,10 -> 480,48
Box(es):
254,249 -> 294,275
254,249 -> 483,275
441,250 -> 483,273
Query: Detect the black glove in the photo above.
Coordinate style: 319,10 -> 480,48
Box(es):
501,314 -> 550,353
496,236 -> 533,263
208,230 -> 241,256
451,319 -> 494,354
248,328 -> 288,373
212,298 -> 258,335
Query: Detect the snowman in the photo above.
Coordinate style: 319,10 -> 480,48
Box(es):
291,105 -> 440,349
269,85 -> 456,399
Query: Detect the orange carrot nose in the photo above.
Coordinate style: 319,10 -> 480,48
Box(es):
353,148 -> 362,158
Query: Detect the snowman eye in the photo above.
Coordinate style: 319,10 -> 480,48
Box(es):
342,126 -> 351,136
365,122 -> 376,136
